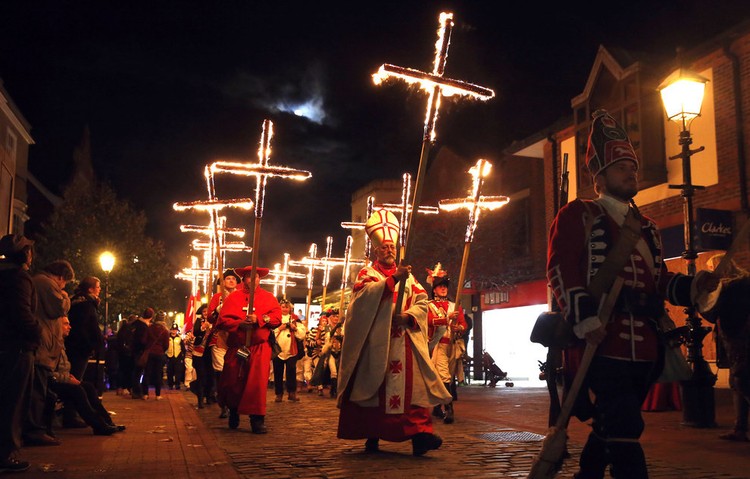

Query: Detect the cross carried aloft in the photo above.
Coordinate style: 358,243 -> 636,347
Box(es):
372,11 -> 494,313
191,239 -> 252,254
374,173 -> 438,254
207,119 -> 312,330
174,200 -> 254,289
266,253 -> 306,299
341,196 -> 375,260
438,159 -> 509,311
289,243 -> 317,326
174,256 -> 204,297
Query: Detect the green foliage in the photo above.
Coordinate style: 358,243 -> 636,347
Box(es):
34,176 -> 178,322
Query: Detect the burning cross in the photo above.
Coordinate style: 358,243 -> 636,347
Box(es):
206,119 -> 312,319
174,256 -> 203,297
289,243 -> 318,325
341,195 -> 375,260
372,12 -> 494,143
374,173 -> 439,251
174,200 -> 254,288
266,253 -> 306,299
438,159 -> 509,243
438,159 -> 509,311
372,12 -> 494,312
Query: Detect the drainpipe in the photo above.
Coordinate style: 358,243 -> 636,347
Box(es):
724,44 -> 749,214
548,134 -> 559,213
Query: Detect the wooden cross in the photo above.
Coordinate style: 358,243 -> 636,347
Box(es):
289,243 -> 318,326
341,195 -> 375,260
372,12 -> 494,312
374,173 -> 439,252
174,199 -> 254,286
207,119 -> 312,322
266,253 -> 306,299
438,159 -> 509,311
337,235 -> 355,318
191,239 -> 253,254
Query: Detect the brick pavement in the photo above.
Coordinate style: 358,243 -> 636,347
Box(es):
12,384 -> 749,478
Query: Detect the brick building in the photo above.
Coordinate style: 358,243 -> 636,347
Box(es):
0,78 -> 33,236
500,19 -> 750,386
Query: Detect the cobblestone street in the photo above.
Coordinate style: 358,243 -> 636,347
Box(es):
17,383 -> 748,478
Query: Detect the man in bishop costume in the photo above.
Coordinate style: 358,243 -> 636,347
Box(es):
336,210 -> 451,456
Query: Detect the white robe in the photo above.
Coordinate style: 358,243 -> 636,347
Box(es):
337,264 -> 451,414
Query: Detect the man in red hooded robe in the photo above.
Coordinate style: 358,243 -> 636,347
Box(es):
216,266 -> 281,434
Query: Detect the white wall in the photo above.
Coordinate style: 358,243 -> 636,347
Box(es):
470,304 -> 549,387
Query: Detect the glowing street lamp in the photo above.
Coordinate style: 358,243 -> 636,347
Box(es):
99,251 -> 115,330
658,66 -> 714,428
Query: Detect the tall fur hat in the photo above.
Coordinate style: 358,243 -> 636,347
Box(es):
585,109 -> 639,177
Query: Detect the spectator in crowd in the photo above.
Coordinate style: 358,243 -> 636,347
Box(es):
25,260 -> 74,446
65,276 -> 104,381
116,315 -> 137,396
272,299 -> 306,402
50,317 -> 122,436
130,308 -> 152,399
0,234 -> 41,473
703,254 -> 750,442
143,311 -> 169,400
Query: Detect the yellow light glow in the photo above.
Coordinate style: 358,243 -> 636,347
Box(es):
173,198 -> 255,212
180,224 -> 245,238
658,68 -> 708,126
99,251 -> 115,273
371,12 -> 494,144
438,196 -> 509,211
438,159 -> 509,243
191,239 -> 252,252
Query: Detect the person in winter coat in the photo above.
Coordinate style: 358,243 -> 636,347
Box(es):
65,276 -> 104,380
143,311 -> 169,399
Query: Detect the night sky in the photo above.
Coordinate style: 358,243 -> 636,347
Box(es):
2,1 -> 749,283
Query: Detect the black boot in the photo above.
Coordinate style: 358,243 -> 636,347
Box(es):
443,402 -> 454,424
330,381 -> 337,398
365,438 -> 379,453
412,432 -> 442,456
250,415 -> 267,434
197,397 -> 204,409
432,405 -> 444,419
228,409 -> 239,429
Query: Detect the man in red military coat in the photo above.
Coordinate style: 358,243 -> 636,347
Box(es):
548,110 -> 718,478
215,266 -> 281,434
426,266 -> 467,424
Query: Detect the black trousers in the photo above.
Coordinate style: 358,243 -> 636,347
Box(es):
144,354 -> 165,396
166,356 -> 184,388
118,353 -> 134,390
272,356 -> 298,395
0,350 -> 34,458
192,353 -> 212,401
24,364 -> 53,438
577,356 -> 656,479
50,380 -> 111,431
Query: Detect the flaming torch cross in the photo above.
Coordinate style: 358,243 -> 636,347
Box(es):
207,119 -> 312,326
341,196 -> 375,261
289,243 -> 318,327
375,173 -> 439,254
266,253 -> 306,299
438,159 -> 509,312
372,11 -> 494,312
174,199 -> 255,289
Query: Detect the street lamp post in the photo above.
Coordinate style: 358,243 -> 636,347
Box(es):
658,67 -> 716,427
99,252 -> 115,331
